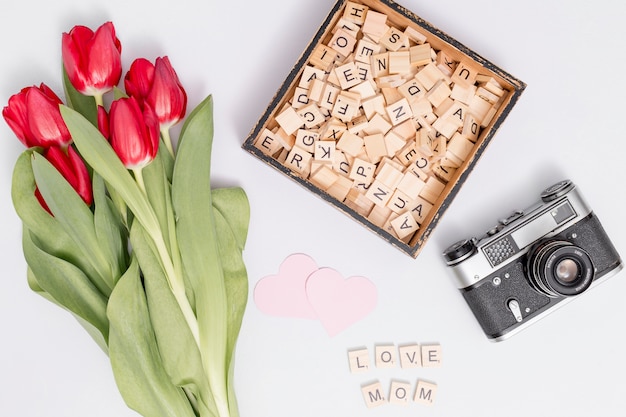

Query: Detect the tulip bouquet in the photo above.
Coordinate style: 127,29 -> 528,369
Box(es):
4,22 -> 250,417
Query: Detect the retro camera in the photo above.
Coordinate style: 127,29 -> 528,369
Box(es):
442,180 -> 623,341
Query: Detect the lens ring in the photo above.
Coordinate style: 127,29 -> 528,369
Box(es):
527,240 -> 595,297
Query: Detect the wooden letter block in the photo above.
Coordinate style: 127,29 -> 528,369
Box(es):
348,348 -> 370,373
335,61 -> 362,90
407,196 -> 433,224
361,381 -> 386,408
366,180 -> 394,207
398,78 -> 426,103
354,38 -> 380,63
387,189 -> 412,214
421,343 -> 442,368
275,106 -> 304,136
404,26 -> 427,45
295,129 -> 319,153
451,60 -> 478,86
255,128 -> 283,156
310,165 -> 338,190
319,83 -> 340,110
379,26 -> 408,52
389,380 -> 412,405
415,62 -> 447,90
329,28 -> 357,57
385,98 -> 413,126
390,212 -> 419,238
374,344 -> 397,368
284,146 -> 312,176
343,1 -> 369,25
367,204 -> 392,227
410,43 -> 432,67
414,380 -> 437,405
299,65 -> 326,89
292,87 -> 310,109
371,52 -> 390,78
399,344 -> 422,368
388,50 -> 411,74
419,176 -> 445,204
297,103 -> 326,129
349,158 -> 376,185
364,133 -> 387,164
448,132 -> 474,161
361,94 -> 386,119
362,10 -> 388,40
396,172 -> 426,200
336,131 -> 364,157
327,174 -> 353,201
314,140 -> 336,165
331,93 -> 360,123
310,44 -> 338,70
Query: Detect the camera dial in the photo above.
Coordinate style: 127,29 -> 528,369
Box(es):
527,240 -> 595,298
443,238 -> 477,266
541,179 -> 574,203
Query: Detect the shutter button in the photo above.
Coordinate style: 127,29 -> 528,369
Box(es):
508,299 -> 523,322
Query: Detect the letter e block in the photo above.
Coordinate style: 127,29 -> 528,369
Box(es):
421,343 -> 442,367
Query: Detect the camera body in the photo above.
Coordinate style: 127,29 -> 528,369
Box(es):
443,180 -> 623,342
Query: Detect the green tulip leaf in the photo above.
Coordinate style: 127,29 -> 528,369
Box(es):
107,257 -> 197,417
93,173 -> 128,284
11,150 -> 102,282
23,225 -> 109,342
31,152 -> 114,294
129,221 -> 216,416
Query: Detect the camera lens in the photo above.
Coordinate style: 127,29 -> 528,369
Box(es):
555,259 -> 579,284
527,240 -> 594,298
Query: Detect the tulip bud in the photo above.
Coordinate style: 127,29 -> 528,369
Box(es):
62,22 -> 122,101
124,56 -> 187,130
109,97 -> 160,170
3,83 -> 72,148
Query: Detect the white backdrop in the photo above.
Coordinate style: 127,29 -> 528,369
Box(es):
1,1 -> 624,416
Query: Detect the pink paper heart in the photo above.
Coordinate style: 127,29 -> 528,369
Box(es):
253,253 -> 318,319
305,268 -> 377,336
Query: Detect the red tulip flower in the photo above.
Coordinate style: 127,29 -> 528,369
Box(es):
45,146 -> 93,206
124,56 -> 187,155
125,56 -> 187,129
3,83 -> 72,149
35,146 -> 93,212
62,22 -> 122,104
109,96 -> 160,170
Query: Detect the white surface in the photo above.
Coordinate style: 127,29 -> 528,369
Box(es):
1,0 -> 625,416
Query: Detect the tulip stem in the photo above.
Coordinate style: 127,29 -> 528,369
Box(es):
161,128 -> 175,157
132,168 -> 147,196
94,93 -> 104,108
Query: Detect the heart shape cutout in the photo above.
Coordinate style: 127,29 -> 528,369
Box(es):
253,253 -> 318,319
305,267 -> 377,337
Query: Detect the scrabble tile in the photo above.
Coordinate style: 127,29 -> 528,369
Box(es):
361,381 -> 386,408
390,211 -> 419,238
407,196 -> 433,224
421,343 -> 442,367
284,146 -> 312,176
389,380 -> 412,405
398,343 -> 422,368
374,344 -> 397,368
414,380 -> 437,405
347,347 -> 370,373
